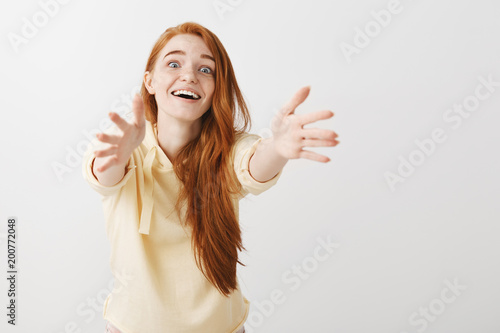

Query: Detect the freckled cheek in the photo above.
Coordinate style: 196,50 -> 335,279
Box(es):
203,89 -> 215,103
201,80 -> 215,99
154,73 -> 175,87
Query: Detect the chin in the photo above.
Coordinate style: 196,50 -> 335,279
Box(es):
161,109 -> 206,123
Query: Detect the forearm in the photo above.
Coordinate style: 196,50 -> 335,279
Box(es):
92,156 -> 127,187
248,137 -> 288,183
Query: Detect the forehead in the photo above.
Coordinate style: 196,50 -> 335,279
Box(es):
161,34 -> 213,57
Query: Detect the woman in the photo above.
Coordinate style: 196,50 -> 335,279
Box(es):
83,22 -> 339,333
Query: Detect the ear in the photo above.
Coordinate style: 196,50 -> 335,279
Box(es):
144,71 -> 155,94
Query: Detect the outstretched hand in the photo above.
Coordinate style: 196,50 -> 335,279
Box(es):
94,94 -> 146,173
270,86 -> 339,162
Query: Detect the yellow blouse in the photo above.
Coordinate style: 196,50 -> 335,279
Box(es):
82,121 -> 282,333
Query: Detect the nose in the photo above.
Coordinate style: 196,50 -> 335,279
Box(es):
179,66 -> 198,84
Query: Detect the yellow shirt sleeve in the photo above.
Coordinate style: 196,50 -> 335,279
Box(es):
232,133 -> 283,197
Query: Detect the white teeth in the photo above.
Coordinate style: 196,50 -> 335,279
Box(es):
173,90 -> 200,99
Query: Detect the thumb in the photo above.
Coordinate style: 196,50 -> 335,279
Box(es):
280,86 -> 311,116
132,93 -> 146,126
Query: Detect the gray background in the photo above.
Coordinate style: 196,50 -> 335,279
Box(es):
1,0 -> 499,332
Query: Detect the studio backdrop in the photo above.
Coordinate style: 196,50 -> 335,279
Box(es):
1,0 -> 499,332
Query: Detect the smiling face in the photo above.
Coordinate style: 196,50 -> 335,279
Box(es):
144,34 -> 216,123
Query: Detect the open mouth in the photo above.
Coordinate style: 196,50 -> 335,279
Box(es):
171,89 -> 201,100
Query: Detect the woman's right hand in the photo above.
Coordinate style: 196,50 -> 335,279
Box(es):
93,94 -> 146,182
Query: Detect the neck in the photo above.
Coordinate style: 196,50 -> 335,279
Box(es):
156,111 -> 202,162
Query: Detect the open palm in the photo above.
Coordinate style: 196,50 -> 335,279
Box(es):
94,94 -> 146,172
270,86 -> 339,162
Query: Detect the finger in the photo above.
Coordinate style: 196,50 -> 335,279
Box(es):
96,132 -> 121,145
303,139 -> 339,147
301,128 -> 338,140
132,94 -> 146,127
280,86 -> 311,116
94,146 -> 118,158
299,149 -> 331,163
109,112 -> 129,132
297,110 -> 334,126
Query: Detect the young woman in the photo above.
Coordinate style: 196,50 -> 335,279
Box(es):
83,22 -> 339,333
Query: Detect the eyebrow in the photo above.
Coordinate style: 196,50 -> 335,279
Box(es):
163,50 -> 215,62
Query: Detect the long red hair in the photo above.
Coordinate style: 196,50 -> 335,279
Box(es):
140,22 -> 251,297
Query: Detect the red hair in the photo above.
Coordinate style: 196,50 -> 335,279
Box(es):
140,22 -> 251,297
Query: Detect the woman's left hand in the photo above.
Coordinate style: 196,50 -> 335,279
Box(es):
270,86 -> 340,162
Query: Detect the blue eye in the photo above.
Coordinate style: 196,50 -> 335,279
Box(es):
168,62 -> 180,68
200,67 -> 212,74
